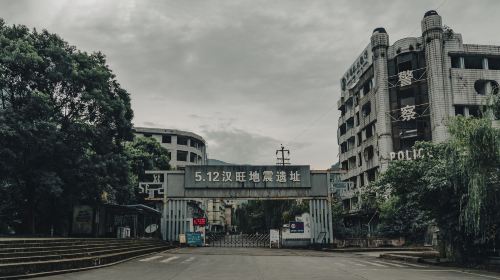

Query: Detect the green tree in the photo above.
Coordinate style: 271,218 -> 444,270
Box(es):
234,200 -> 308,233
373,115 -> 500,263
0,19 -> 134,235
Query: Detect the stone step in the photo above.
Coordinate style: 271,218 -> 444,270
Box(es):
0,240 -> 162,253
0,244 -> 172,278
0,243 -> 163,264
0,242 -> 163,258
0,238 -> 118,245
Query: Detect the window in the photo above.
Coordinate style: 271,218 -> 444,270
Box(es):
346,117 -> 354,131
162,135 -> 171,143
361,102 -> 371,117
358,153 -> 362,167
367,169 -> 377,183
348,156 -> 357,170
455,105 -> 465,116
340,142 -> 348,153
451,56 -> 461,68
464,56 -> 483,69
397,60 -> 412,72
341,161 -> 348,171
143,133 -> 152,138
339,124 -> 346,136
365,124 -> 374,139
190,139 -> 199,148
177,136 -> 188,145
177,150 -> 188,162
362,80 -> 371,95
190,152 -> 197,163
363,146 -> 374,161
357,132 -> 362,146
469,106 -> 482,118
489,57 -> 500,70
347,137 -> 355,151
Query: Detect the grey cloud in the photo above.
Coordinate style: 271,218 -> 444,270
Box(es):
201,127 -> 309,165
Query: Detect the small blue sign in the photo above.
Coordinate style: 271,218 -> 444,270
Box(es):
186,232 -> 203,246
289,222 -> 304,233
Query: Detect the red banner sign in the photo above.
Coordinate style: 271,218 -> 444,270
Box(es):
193,218 -> 206,226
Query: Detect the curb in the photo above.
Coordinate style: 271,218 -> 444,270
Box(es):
320,247 -> 433,253
379,253 -> 423,263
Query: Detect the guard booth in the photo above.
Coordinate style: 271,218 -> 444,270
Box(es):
139,165 -> 335,246
71,204 -> 162,238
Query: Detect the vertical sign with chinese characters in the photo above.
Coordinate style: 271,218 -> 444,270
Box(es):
184,166 -> 311,189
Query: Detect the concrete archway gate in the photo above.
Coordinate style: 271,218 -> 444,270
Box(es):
139,165 -> 334,246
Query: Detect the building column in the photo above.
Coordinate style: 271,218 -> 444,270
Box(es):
422,10 -> 450,142
371,27 -> 393,172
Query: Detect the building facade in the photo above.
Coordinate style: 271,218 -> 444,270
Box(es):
337,11 -> 500,211
133,127 -> 207,169
207,199 -> 226,232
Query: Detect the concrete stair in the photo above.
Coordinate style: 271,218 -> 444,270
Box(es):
0,238 -> 173,279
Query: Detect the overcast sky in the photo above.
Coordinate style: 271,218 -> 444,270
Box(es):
2,0 -> 500,168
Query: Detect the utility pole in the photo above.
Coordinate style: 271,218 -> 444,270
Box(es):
275,144 -> 290,167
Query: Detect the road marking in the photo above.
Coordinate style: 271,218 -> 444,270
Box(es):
181,256 -> 195,263
373,260 -> 407,267
160,256 -> 179,263
358,260 -> 388,267
415,270 -> 500,279
345,261 -> 366,267
139,255 -> 163,262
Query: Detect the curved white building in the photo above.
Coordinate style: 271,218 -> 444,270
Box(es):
133,127 -> 207,169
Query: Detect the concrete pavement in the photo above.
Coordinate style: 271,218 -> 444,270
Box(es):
36,247 -> 500,280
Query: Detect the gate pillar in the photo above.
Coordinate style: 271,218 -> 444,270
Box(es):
162,199 -> 189,242
309,199 -> 333,245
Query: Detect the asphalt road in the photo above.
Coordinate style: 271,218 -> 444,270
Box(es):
37,247 -> 500,280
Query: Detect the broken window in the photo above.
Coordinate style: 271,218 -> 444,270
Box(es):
451,56 -> 461,68
455,105 -> 465,116
363,146 -> 374,161
469,106 -> 483,118
464,56 -> 483,69
362,80 -> 371,95
177,150 -> 188,161
341,161 -> 348,171
177,136 -> 188,145
190,152 -> 196,163
489,57 -> 500,70
365,124 -> 374,139
339,124 -> 346,136
361,102 -> 371,117
162,135 -> 171,143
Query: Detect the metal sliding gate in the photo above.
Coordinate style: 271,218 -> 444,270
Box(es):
206,233 -> 270,247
